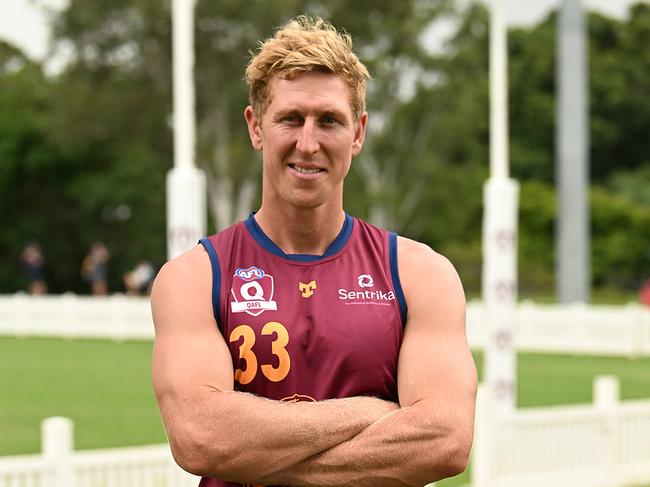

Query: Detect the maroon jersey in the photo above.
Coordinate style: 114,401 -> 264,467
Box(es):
197,213 -> 406,487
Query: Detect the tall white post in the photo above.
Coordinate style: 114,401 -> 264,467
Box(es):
168,0 -> 206,260
42,417 -> 75,487
482,0 -> 519,414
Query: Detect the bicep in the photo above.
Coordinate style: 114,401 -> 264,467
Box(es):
396,241 -> 477,413
151,248 -> 234,419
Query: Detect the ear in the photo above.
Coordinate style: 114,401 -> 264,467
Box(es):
351,111 -> 368,157
244,106 -> 263,151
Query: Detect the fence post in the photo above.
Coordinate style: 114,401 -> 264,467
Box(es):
471,384 -> 493,487
594,376 -> 620,487
42,417 -> 75,487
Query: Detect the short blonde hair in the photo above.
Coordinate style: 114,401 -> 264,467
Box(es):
245,15 -> 371,121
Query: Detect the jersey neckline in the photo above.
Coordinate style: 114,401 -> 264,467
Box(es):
244,212 -> 354,262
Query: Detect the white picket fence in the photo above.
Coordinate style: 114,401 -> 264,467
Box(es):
467,300 -> 650,357
0,294 -> 153,341
1,377 -> 648,487
0,418 -> 199,487
472,376 -> 650,487
1,294 -> 650,356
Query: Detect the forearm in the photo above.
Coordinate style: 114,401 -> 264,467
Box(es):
257,399 -> 472,487
160,387 -> 398,482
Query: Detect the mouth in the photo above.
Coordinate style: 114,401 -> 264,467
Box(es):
288,164 -> 325,175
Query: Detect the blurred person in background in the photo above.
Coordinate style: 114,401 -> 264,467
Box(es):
21,241 -> 47,295
81,241 -> 109,295
151,15 -> 476,487
123,260 -> 155,296
640,278 -> 650,306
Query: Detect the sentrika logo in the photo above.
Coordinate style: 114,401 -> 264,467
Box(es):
230,266 -> 277,316
339,273 -> 394,305
357,274 -> 374,288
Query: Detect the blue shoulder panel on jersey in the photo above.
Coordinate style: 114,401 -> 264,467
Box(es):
389,232 -> 407,327
198,238 -> 221,327
245,212 -> 354,261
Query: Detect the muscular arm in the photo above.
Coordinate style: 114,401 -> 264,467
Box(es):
151,247 -> 397,483
256,238 -> 478,486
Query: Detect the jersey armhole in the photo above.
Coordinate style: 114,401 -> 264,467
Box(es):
198,238 -> 222,329
389,232 -> 408,327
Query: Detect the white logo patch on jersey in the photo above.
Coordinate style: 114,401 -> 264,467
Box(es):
231,266 -> 277,316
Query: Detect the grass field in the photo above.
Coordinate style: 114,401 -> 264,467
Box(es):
1,337 -> 649,485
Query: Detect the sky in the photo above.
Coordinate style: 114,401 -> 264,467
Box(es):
0,0 -> 647,62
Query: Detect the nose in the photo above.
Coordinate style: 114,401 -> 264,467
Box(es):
296,119 -> 320,155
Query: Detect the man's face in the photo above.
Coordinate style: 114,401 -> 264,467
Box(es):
245,72 -> 367,210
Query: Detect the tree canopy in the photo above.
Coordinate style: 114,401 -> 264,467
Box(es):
1,1 -> 648,298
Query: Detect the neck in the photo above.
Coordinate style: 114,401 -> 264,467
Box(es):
254,204 -> 346,256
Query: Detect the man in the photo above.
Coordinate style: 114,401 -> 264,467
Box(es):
151,16 -> 477,487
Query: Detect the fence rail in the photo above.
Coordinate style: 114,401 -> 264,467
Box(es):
0,418 -> 198,487
2,377 -> 648,487
466,300 -> 650,357
472,376 -> 650,487
2,294 -> 649,356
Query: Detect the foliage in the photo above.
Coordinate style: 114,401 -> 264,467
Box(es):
0,42 -> 78,292
517,180 -> 650,292
508,3 -> 650,183
591,185 -> 650,287
0,1 -> 649,298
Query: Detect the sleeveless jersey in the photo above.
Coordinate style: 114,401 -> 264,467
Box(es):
197,213 -> 407,487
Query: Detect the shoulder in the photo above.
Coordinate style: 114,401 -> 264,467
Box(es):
397,236 -> 459,279
151,246 -> 211,316
396,236 -> 465,314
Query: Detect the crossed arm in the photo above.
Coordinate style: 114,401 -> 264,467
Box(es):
151,238 -> 477,486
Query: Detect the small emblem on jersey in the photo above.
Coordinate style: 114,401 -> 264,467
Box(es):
231,266 -> 277,316
299,280 -> 317,298
281,393 -> 317,403
357,274 -> 374,288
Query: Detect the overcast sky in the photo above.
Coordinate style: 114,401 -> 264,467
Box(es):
0,0 -> 647,61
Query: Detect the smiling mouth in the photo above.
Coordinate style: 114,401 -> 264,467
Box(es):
289,164 -> 324,175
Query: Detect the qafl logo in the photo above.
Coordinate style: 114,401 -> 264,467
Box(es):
357,274 -> 374,288
230,266 -> 277,316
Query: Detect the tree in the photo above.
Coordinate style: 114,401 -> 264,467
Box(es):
0,41 -> 82,292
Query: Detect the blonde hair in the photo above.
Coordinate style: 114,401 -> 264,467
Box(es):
245,15 -> 371,121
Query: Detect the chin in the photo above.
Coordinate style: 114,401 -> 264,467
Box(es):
284,193 -> 328,210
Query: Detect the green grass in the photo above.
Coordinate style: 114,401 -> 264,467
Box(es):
0,337 -> 166,455
1,338 -> 649,486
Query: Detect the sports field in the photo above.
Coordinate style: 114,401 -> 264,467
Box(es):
1,337 -> 649,486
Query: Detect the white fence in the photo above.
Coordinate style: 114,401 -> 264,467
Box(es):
467,301 -> 650,357
0,418 -> 199,487
472,376 -> 650,487
1,377 -> 648,487
0,294 -> 153,341
1,294 -> 649,356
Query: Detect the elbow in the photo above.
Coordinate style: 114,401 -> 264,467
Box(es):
168,427 -> 234,479
168,428 -> 212,476
434,431 -> 473,480
169,427 -> 258,481
413,429 -> 472,485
